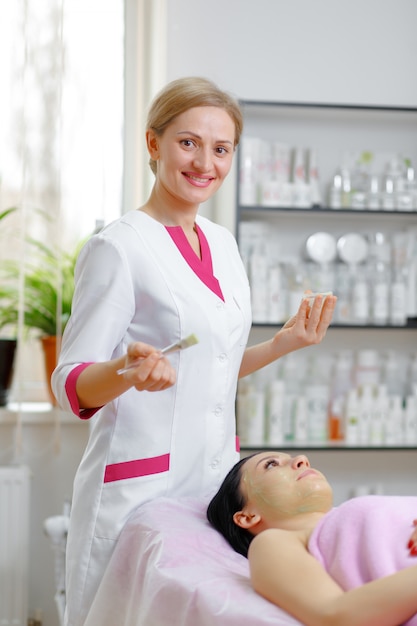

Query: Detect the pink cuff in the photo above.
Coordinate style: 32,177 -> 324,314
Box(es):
65,363 -> 103,419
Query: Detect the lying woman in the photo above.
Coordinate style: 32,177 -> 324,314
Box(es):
207,451 -> 417,626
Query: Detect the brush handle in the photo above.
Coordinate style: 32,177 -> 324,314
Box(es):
116,341 -> 181,375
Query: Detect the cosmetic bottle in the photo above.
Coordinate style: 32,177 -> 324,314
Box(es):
281,355 -> 300,442
366,174 -> 381,210
381,350 -> 405,399
404,166 -> 417,210
249,243 -> 269,323
294,396 -> 309,443
292,147 -> 311,208
404,396 -> 417,445
307,149 -> 322,207
305,355 -> 330,443
244,383 -> 266,446
266,379 -> 285,445
286,263 -> 309,317
239,137 -> 260,205
387,395 -> 404,445
358,384 -> 374,444
389,266 -> 407,326
344,388 -> 360,445
337,233 -> 369,324
341,169 -> 352,208
328,350 -> 354,441
381,174 -> 395,210
354,349 -> 380,391
371,385 -> 388,445
406,353 -> 417,397
268,263 -> 286,323
396,176 -> 413,211
328,170 -> 343,209
368,233 -> 391,326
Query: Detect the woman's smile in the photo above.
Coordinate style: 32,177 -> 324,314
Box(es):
182,171 -> 215,187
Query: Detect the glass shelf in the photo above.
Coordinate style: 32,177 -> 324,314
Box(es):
252,319 -> 417,330
241,444 -> 417,452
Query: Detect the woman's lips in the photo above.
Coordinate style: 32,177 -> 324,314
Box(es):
297,469 -> 318,481
183,172 -> 214,187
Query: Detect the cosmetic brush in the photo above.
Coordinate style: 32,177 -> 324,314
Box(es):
117,333 -> 199,375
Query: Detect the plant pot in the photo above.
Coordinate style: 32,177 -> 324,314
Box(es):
41,335 -> 61,406
0,338 -> 17,407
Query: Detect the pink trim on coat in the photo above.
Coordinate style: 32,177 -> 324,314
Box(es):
165,224 -> 224,301
103,453 -> 170,483
65,362 -> 102,419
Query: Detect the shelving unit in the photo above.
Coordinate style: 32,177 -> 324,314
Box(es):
235,100 -> 417,452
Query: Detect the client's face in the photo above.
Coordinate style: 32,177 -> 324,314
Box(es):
238,452 -> 333,527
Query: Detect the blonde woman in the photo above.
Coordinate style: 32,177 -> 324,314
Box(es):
52,77 -> 336,625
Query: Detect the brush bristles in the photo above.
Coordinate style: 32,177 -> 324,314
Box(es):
180,334 -> 198,348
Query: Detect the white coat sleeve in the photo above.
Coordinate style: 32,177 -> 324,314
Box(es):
51,234 -> 136,412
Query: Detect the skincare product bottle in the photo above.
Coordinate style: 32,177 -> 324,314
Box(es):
267,379 -> 285,445
328,170 -> 343,209
387,395 -> 404,445
281,355 -> 300,442
369,233 -> 391,326
249,243 -> 269,322
390,266 -> 407,326
329,350 -> 354,441
344,388 -> 360,445
292,147 -> 311,208
372,385 -> 389,445
294,396 -> 309,443
381,173 -> 395,210
245,383 -> 266,446
307,149 -> 322,207
355,349 -> 380,390
367,174 -> 380,210
268,263 -> 286,323
404,395 -> 417,445
305,356 -> 330,443
358,383 -> 374,444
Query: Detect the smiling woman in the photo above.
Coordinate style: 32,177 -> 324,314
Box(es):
207,451 -> 417,626
51,76 -> 336,626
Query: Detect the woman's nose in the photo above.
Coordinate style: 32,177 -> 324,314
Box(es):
193,147 -> 211,170
292,455 -> 310,469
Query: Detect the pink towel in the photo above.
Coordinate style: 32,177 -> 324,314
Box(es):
308,495 -> 417,625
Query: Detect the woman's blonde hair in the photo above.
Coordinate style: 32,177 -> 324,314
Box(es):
146,76 -> 243,175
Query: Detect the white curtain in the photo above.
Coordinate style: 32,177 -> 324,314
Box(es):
0,0 -> 124,406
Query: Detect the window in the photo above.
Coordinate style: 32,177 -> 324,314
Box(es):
0,0 -> 124,403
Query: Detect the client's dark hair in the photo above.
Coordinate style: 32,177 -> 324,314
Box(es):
207,454 -> 256,558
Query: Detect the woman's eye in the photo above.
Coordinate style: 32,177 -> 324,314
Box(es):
216,146 -> 228,155
264,459 -> 279,469
180,139 -> 195,148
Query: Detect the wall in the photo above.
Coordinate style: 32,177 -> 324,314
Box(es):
166,0 -> 417,105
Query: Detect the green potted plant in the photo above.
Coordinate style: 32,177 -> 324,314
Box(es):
0,282 -> 18,407
1,229 -> 83,405
0,207 -> 18,406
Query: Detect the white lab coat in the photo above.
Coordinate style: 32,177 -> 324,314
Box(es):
52,210 -> 252,626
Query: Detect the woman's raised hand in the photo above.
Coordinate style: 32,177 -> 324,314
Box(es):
273,293 -> 337,354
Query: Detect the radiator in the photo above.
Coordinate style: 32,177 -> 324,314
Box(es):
0,466 -> 31,626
